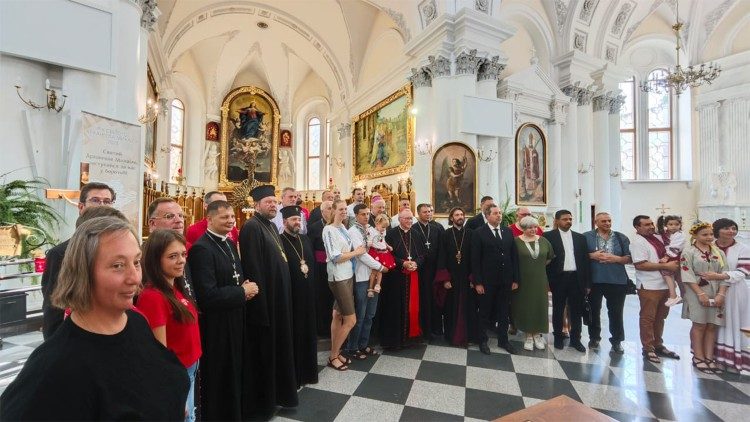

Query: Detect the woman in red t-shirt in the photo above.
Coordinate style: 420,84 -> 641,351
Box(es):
137,230 -> 201,422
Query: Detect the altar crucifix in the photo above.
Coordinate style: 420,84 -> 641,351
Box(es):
655,203 -> 671,216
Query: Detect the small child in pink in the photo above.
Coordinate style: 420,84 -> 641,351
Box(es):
367,214 -> 396,297
657,215 -> 685,307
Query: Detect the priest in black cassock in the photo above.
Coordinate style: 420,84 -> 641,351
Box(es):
239,185 -> 298,420
414,203 -> 445,338
380,209 -> 426,349
434,207 -> 483,350
189,200 -> 258,421
307,200 -> 334,337
279,205 -> 318,388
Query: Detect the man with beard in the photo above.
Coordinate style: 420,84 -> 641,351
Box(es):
239,185 -> 298,419
272,187 -> 307,234
435,207 -> 483,349
380,209 -> 426,349
279,206 -> 318,388
413,203 -> 444,339
308,200 -> 334,337
189,200 -> 258,420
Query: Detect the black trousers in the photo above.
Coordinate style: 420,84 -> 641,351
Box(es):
478,283 -> 511,344
588,283 -> 627,345
550,272 -> 584,341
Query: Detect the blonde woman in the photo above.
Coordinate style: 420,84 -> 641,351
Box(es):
680,222 -> 731,374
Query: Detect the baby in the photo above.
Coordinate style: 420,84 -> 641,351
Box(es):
367,214 -> 396,297
657,215 -> 685,307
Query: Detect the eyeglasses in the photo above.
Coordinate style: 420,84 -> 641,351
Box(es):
152,213 -> 185,221
86,198 -> 115,205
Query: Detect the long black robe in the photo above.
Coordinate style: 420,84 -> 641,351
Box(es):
239,215 -> 298,420
307,219 -> 333,337
413,220 -> 444,336
280,231 -> 319,388
379,226 -> 426,348
189,232 -> 247,421
435,226 -> 482,346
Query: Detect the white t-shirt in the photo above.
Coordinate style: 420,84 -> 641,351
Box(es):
630,235 -> 668,290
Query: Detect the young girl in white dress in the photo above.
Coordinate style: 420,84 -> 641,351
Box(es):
657,215 -> 685,307
367,214 -> 396,297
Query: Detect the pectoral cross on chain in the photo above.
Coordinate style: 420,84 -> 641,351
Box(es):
424,240 -> 431,249
232,269 -> 241,283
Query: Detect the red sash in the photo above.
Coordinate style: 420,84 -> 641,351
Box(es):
405,269 -> 421,338
640,233 -> 667,258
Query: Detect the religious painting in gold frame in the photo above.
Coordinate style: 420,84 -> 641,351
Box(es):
144,64 -> 158,169
219,86 -> 280,191
432,142 -> 477,217
352,84 -> 413,181
515,122 -> 547,206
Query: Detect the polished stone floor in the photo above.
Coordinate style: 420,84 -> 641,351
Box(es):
1,295 -> 748,421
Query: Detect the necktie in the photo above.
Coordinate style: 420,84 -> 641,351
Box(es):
493,228 -> 500,239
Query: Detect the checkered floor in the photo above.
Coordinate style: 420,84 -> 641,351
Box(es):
2,297 -> 750,421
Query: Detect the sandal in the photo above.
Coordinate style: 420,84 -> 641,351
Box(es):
338,355 -> 352,365
706,359 -> 724,374
327,357 -> 348,371
643,350 -> 661,364
352,350 -> 368,360
655,347 -> 680,360
362,346 -> 380,356
692,356 -> 713,374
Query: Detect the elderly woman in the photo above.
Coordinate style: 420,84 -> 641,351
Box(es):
0,217 -> 189,420
712,218 -> 750,372
681,222 -> 731,374
512,216 -> 555,351
323,199 -> 366,370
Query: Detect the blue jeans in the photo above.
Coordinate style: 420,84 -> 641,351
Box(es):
185,360 -> 199,422
346,281 -> 379,352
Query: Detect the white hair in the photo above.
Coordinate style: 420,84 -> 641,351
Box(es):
519,216 -> 539,229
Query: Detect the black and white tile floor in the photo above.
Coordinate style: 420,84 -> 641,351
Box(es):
1,296 -> 748,421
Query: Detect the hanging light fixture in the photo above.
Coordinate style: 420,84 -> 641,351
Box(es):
640,0 -> 721,95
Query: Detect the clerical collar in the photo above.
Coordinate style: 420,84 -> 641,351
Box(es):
283,230 -> 299,238
399,225 -> 410,232
418,220 -> 429,227
207,228 -> 229,241
453,225 -> 464,231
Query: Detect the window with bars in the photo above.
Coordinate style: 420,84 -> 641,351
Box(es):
307,117 -> 321,190
169,99 -> 185,183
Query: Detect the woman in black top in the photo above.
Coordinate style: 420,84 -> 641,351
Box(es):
0,217 -> 189,421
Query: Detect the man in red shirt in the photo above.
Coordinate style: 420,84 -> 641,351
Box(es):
185,191 -> 239,250
510,207 -> 544,237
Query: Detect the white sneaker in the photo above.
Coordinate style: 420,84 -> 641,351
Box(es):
524,336 -> 534,351
665,296 -> 683,307
534,334 -> 546,350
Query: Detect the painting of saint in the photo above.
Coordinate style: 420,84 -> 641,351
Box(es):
515,123 -> 547,206
206,121 -> 219,141
280,129 -> 292,148
432,142 -> 476,216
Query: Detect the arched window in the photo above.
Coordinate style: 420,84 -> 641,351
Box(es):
307,117 -> 321,189
169,99 -> 185,183
619,76 -> 636,180
646,69 -> 672,179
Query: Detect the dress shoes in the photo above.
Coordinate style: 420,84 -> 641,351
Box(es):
570,341 -> 586,352
479,342 -> 491,355
588,339 -> 600,349
554,337 -> 565,350
611,343 -> 625,354
498,341 -> 517,354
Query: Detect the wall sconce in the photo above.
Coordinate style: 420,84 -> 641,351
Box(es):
610,166 -> 621,178
477,147 -> 497,162
577,163 -> 594,174
415,138 -> 433,156
15,79 -> 67,113
139,98 -> 160,124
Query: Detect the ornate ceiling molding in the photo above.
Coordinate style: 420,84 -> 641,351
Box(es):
554,0 -> 569,34
475,0 -> 491,15
611,2 -> 636,39
578,0 -> 600,26
419,0 -> 438,29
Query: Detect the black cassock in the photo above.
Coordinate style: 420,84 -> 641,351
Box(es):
280,232 -> 319,388
307,219 -> 333,337
189,232 -> 247,421
413,221 -> 445,337
434,226 -> 482,347
239,215 -> 298,420
379,226 -> 426,348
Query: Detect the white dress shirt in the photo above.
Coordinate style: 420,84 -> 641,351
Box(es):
559,229 -> 577,271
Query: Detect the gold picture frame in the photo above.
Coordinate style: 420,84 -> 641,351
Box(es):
144,64 -> 158,169
515,122 -> 547,206
219,86 -> 280,191
352,84 -> 413,181
431,142 -> 477,217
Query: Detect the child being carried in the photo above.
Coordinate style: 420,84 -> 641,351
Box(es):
367,214 -> 396,297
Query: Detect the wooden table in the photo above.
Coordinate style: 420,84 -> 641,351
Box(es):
495,395 -> 615,422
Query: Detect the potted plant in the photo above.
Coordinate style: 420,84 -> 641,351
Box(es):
0,176 -> 61,259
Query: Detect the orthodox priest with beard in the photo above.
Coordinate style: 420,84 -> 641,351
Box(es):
434,207 -> 483,349
379,209 -> 426,349
239,185 -> 298,420
280,205 -> 318,388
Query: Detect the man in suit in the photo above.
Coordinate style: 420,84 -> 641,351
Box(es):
465,196 -> 494,231
470,204 -> 519,354
308,190 -> 334,225
543,209 -> 591,351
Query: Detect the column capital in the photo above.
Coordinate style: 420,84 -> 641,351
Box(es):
561,83 -> 595,106
133,0 -> 159,31
427,54 -> 452,78
609,94 -> 626,114
592,94 -> 613,112
408,67 -> 432,88
455,49 -> 482,75
337,122 -> 351,140
477,56 -> 505,81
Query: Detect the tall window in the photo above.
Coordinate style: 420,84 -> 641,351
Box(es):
646,69 -> 672,179
307,117 -> 321,189
169,99 -> 185,183
619,76 -> 636,180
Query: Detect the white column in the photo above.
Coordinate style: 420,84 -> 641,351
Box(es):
592,94 -> 611,216
411,84 -> 433,205
723,99 -> 750,202
608,111 -> 622,226
562,101 -> 578,223
547,120 -> 562,210
577,101 -> 594,228
697,102 -> 720,204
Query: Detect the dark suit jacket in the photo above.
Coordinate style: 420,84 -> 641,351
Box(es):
308,206 -> 323,226
470,224 -> 518,287
465,213 -> 486,231
543,229 -> 592,291
41,240 -> 69,340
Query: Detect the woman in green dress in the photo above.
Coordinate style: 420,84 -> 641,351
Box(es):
512,216 -> 555,351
